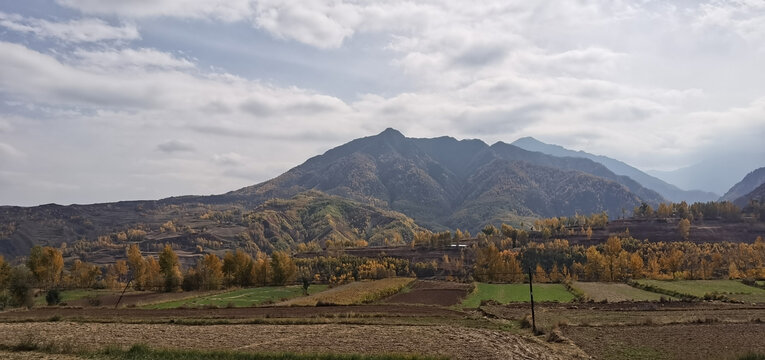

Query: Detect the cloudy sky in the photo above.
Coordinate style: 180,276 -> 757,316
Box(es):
1,0 -> 764,206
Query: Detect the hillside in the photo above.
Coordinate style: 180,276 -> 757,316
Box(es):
735,182 -> 765,208
722,167 -> 765,202
0,191 -> 422,261
512,137 -> 718,203
231,128 -> 662,231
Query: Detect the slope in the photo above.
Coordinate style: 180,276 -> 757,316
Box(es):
722,167 -> 765,202
512,136 -> 718,203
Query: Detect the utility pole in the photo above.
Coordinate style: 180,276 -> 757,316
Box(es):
528,267 -> 536,334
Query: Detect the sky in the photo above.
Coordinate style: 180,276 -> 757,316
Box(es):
0,0 -> 764,206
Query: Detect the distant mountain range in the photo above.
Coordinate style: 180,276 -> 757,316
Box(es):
512,137 -> 719,203
647,159 -> 756,196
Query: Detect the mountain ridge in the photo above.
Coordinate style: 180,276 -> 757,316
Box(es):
511,136 -> 719,203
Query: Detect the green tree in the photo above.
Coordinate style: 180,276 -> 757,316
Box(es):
0,255 -> 10,290
26,246 -> 63,289
8,266 -> 34,308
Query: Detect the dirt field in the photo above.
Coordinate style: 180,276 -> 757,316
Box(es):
65,290 -> 221,308
384,280 -> 472,306
563,322 -> 765,360
281,278 -> 414,306
0,322 -> 584,360
0,304 -> 465,322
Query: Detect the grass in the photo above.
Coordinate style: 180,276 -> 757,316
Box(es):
603,345 -> 668,360
635,279 -> 765,303
95,344 -> 446,360
283,278 -> 415,306
572,282 -> 674,302
461,283 -> 575,308
34,289 -> 118,306
1,342 -> 446,360
144,285 -> 328,309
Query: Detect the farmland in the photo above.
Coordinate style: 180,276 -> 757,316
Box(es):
281,278 -> 416,306
635,279 -> 765,303
3,280 -> 765,359
572,282 -> 674,302
461,283 -> 575,308
144,285 -> 329,309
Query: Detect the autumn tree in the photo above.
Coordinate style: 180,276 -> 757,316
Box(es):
251,253 -> 271,286
68,260 -> 101,288
158,245 -> 182,292
0,255 -> 9,290
584,246 -> 605,281
27,246 -> 64,289
677,219 -> 691,241
223,249 -> 254,287
197,253 -> 224,290
145,257 -> 162,290
271,251 -> 297,285
126,244 -> 147,290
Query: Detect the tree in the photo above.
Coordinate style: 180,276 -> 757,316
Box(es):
223,249 -> 253,287
629,253 -> 644,279
8,266 -> 34,308
271,251 -> 297,285
677,219 -> 691,241
158,245 -> 181,292
145,257 -> 162,290
197,253 -> 224,290
0,255 -> 10,290
584,246 -> 605,281
27,246 -> 63,289
69,260 -> 101,288
604,236 -> 623,281
126,244 -> 147,290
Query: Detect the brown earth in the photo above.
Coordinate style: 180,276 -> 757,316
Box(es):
563,322 -> 765,360
0,304 -> 466,322
64,290 -> 220,308
0,322 -> 585,360
384,280 -> 473,306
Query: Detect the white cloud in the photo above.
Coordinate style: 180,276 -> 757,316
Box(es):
72,48 -> 195,71
55,0 -> 254,21
0,11 -> 139,42
157,140 -> 195,153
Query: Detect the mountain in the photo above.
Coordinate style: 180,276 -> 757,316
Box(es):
648,158 -> 758,196
721,167 -> 765,202
512,137 -> 718,203
231,128 -> 662,231
734,183 -> 765,208
0,191 -> 422,259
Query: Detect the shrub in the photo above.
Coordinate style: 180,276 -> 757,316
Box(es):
8,266 -> 34,309
46,289 -> 62,306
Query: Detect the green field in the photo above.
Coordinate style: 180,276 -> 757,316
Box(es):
461,283 -> 575,308
144,285 -> 329,309
572,282 -> 673,302
34,289 -> 118,306
636,280 -> 765,303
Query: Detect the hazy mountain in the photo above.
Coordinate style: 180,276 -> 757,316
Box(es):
512,137 -> 718,203
231,128 -> 661,231
723,167 -> 765,202
734,182 -> 765,208
648,158 -> 758,196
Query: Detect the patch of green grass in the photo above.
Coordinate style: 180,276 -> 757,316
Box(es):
144,285 -> 329,309
636,280 -> 765,303
34,289 -> 117,305
97,344 -> 445,360
461,283 -> 574,308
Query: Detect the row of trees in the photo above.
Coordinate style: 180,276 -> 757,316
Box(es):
474,235 -> 765,283
633,201 -> 743,222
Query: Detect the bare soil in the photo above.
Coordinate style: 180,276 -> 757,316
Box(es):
563,322 -> 765,360
66,290 -> 218,308
384,280 -> 473,306
0,304 -> 466,322
0,322 -> 584,360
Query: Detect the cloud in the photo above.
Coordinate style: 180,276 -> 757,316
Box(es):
0,11 -> 139,43
212,152 -> 245,166
55,0 -> 254,21
72,48 -> 195,71
157,140 -> 195,153
0,142 -> 23,159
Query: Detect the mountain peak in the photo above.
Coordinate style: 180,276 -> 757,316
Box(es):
378,127 -> 405,138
